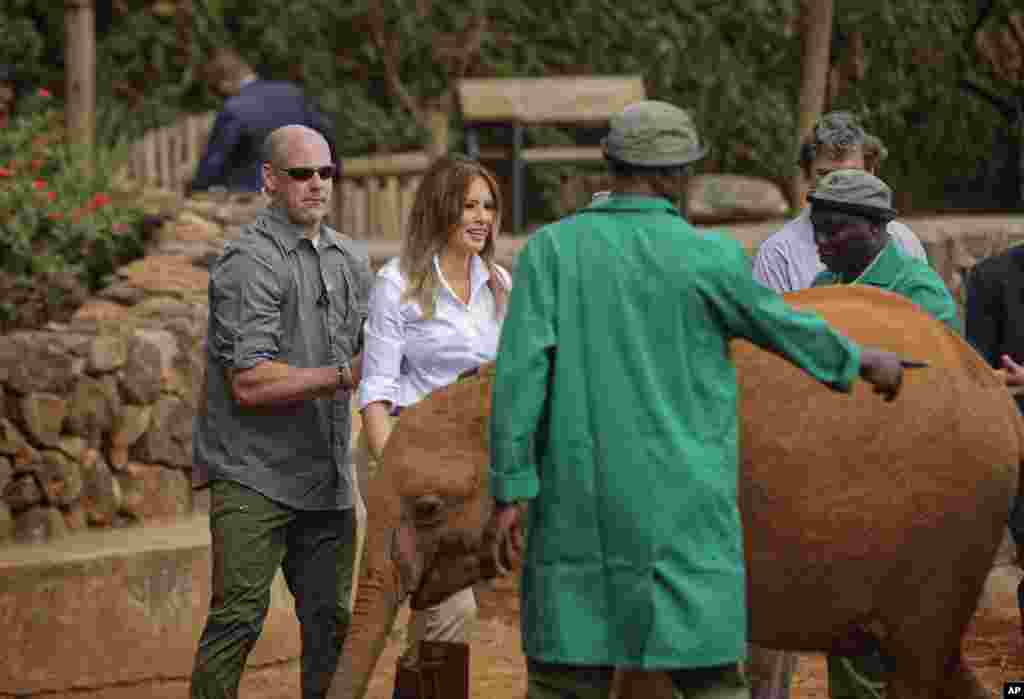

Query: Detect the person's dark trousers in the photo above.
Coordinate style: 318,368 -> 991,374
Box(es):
1012,397 -> 1024,633
190,480 -> 358,699
525,658 -> 749,698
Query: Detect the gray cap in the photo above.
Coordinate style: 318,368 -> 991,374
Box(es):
807,169 -> 897,221
601,100 -> 707,167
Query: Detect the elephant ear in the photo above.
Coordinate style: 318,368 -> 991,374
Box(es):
386,367 -> 494,502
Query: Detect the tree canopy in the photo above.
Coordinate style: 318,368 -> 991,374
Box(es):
1,0 -> 1020,210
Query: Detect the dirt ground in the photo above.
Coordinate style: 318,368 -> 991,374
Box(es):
362,568 -> 1024,699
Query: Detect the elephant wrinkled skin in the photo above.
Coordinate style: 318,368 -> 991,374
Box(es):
328,285 -> 1023,699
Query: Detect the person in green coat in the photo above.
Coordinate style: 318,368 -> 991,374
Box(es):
807,169 -> 960,699
486,100 -> 913,699
810,168 -> 960,334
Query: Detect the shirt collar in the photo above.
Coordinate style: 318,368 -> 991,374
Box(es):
260,205 -> 338,252
433,253 -> 492,298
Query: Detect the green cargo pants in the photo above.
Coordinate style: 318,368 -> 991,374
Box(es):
190,480 -> 358,699
525,659 -> 749,699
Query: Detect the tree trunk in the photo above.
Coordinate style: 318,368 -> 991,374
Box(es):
65,0 -> 96,160
791,0 -> 834,208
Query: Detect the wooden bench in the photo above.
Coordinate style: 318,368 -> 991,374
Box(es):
456,75 -> 646,234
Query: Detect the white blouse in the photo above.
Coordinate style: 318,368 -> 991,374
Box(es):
357,254 -> 510,410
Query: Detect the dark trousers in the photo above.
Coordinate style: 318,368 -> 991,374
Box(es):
190,480 -> 358,699
525,659 -> 749,699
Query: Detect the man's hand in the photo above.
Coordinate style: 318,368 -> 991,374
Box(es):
489,500 -> 525,576
1001,355 -> 1024,387
858,347 -> 920,402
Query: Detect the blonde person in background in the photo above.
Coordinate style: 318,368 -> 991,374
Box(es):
356,154 -> 511,699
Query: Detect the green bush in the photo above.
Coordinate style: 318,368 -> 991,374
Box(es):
0,91 -> 150,331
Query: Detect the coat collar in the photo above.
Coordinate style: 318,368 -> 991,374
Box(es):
582,193 -> 683,217
823,237 -> 905,287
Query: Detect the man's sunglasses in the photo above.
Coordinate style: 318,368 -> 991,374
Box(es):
277,165 -> 338,181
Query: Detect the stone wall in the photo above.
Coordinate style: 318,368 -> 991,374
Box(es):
0,191 -> 268,547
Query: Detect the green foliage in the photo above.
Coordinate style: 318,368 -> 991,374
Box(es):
0,94 -> 150,330
0,0 -> 1018,216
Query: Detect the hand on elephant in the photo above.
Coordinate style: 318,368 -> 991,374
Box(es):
490,500 -> 526,576
858,346 -> 922,402
1001,355 -> 1024,386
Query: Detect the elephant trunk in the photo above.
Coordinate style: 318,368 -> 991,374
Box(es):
327,452 -> 419,699
326,555 -> 404,699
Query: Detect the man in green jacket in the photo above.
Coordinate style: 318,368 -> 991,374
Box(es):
808,169 -> 960,699
810,168 -> 959,333
487,100 -> 913,699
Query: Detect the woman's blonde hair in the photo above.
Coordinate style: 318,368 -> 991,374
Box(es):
400,155 -> 507,319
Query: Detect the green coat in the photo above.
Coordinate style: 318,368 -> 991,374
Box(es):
812,238 -> 961,333
490,195 -> 862,669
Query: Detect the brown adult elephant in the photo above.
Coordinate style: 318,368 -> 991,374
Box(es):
328,285 -> 1023,699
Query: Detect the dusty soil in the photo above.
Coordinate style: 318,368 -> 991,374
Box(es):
362,570 -> 1024,699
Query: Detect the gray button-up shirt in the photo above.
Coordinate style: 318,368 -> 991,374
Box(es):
194,206 -> 374,510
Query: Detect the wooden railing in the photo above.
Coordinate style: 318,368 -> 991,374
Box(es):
126,112 -> 216,195
125,111 -> 432,240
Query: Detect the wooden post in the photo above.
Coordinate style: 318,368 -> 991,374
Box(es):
425,106 -> 450,160
791,0 -> 834,208
65,0 -> 96,158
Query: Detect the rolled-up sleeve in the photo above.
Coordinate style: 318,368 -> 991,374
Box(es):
208,247 -> 282,369
357,275 -> 405,410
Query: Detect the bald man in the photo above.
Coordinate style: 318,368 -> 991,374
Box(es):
190,125 -> 374,699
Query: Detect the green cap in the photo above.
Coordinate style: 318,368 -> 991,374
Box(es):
807,169 -> 897,221
602,100 -> 707,167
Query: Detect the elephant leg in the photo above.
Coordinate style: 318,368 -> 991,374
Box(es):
745,645 -> 797,699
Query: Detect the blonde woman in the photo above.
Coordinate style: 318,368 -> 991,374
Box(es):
357,154 -> 510,699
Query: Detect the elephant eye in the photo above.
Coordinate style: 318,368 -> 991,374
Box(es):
413,495 -> 445,525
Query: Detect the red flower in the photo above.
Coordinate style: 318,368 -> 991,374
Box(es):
46,211 -> 64,221
88,193 -> 112,210
33,179 -> 47,191
0,167 -> 11,178
46,190 -> 57,202
30,159 -> 44,172
37,88 -> 51,98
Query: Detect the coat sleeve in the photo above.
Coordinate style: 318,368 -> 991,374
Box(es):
489,233 -> 557,503
964,262 -> 1003,366
707,236 -> 861,392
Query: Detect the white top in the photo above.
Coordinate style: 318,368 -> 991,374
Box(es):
358,254 -> 510,409
751,208 -> 928,293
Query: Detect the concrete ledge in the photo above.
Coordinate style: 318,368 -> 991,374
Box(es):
0,516 -> 300,697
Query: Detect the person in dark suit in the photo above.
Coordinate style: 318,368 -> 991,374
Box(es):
964,244 -> 1024,633
189,49 -> 336,194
